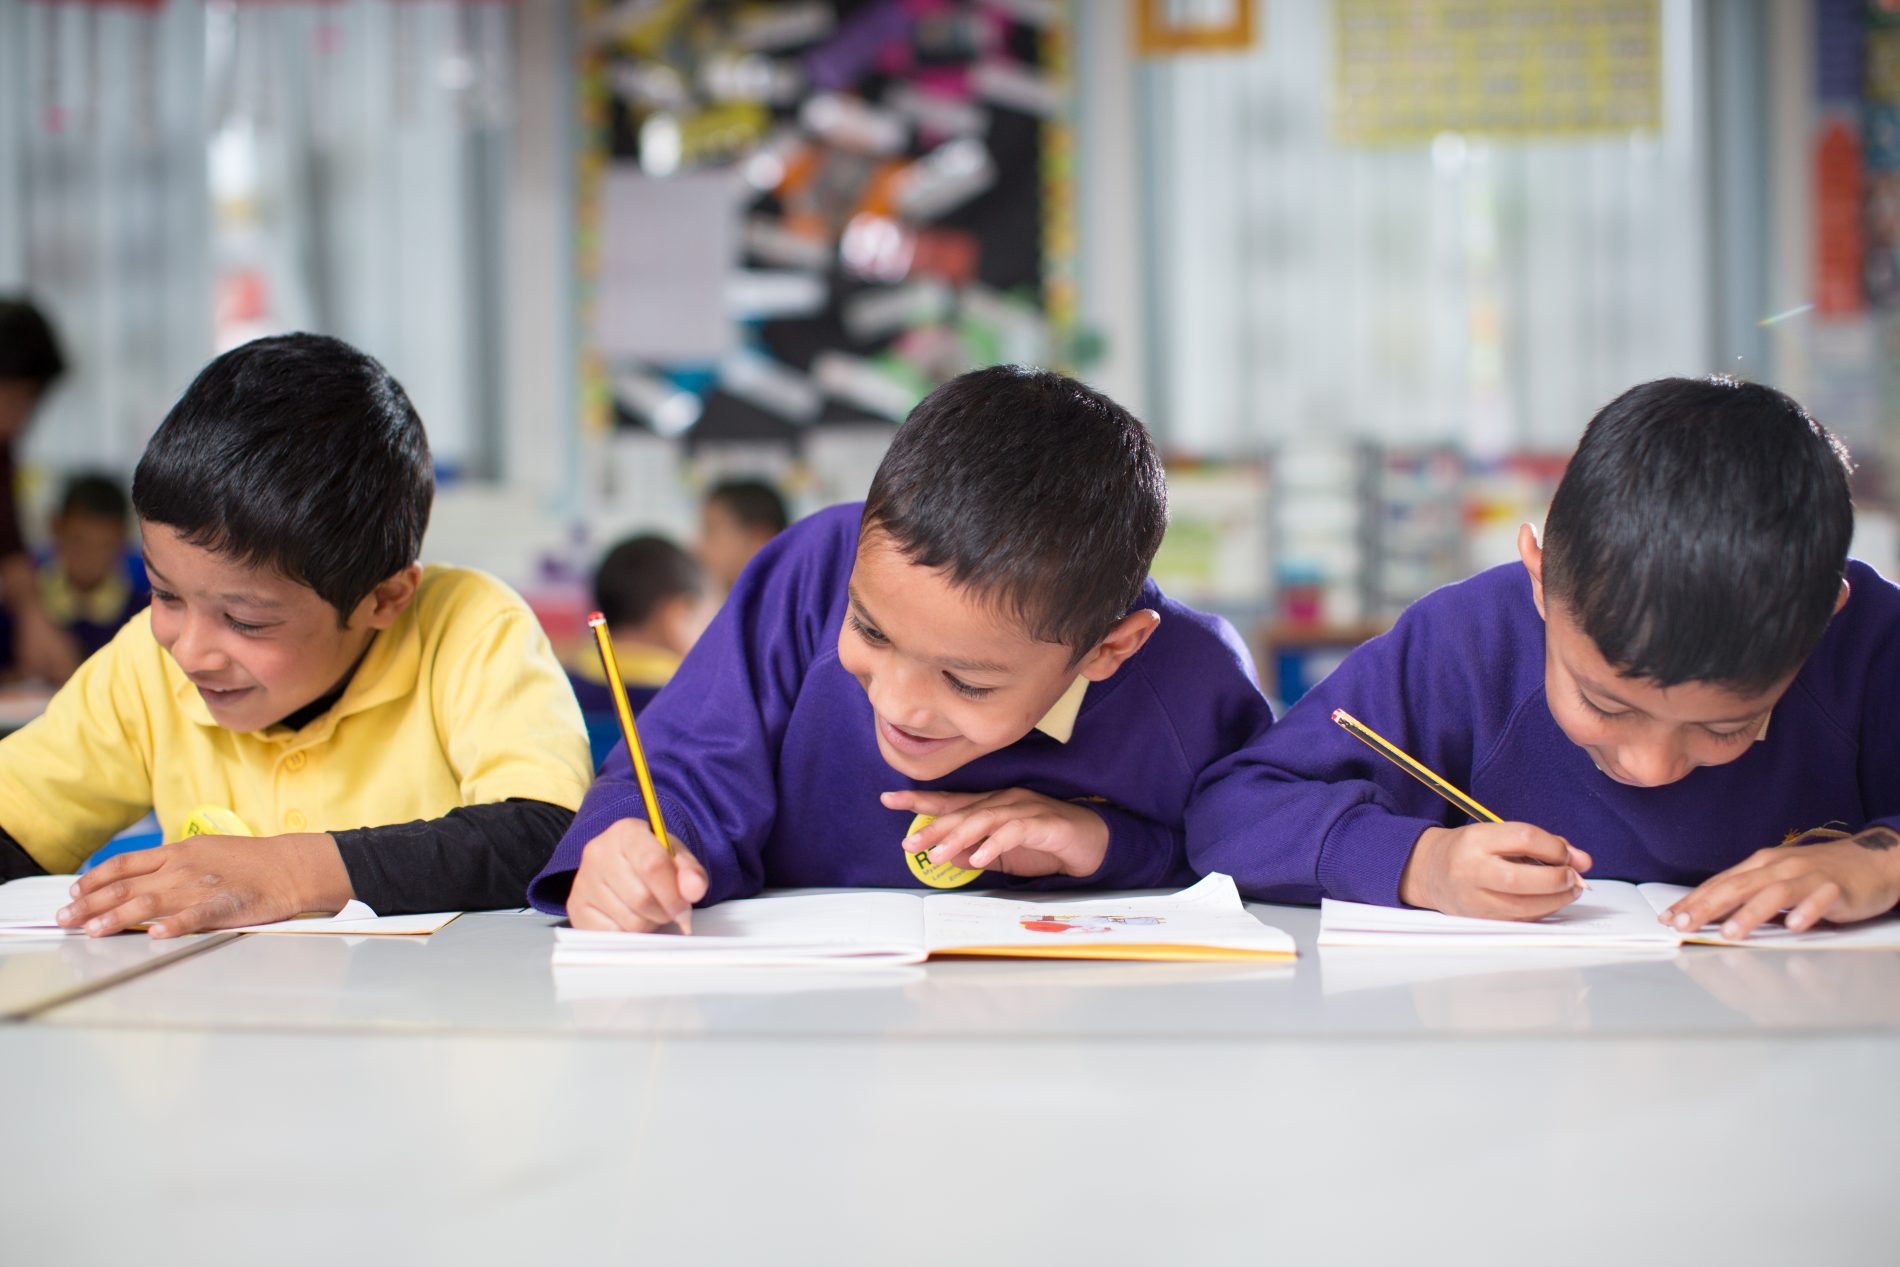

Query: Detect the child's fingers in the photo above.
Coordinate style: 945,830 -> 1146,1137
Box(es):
1479,824 -> 1572,867
579,845 -> 670,930
676,849 -> 709,904
622,835 -> 691,925
881,789 -> 986,817
1719,878 -> 1805,940
1784,880 -> 1844,934
1471,887 -> 1580,922
57,874 -> 155,928
147,901 -> 227,939
79,889 -> 166,937
1481,855 -> 1581,896
1566,845 -> 1593,873
1663,871 -> 1756,931
967,819 -> 1032,870
923,807 -> 1009,866
70,846 -> 167,897
570,885 -> 652,932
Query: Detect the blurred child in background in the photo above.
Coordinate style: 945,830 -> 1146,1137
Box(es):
699,478 -> 789,593
38,473 -> 148,662
0,297 -> 82,682
569,533 -> 709,767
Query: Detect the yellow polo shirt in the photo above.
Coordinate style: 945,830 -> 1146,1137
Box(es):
0,565 -> 593,874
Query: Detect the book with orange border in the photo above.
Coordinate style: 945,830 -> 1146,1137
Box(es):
552,873 -> 1295,967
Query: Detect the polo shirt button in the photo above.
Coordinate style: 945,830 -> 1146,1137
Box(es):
286,810 -> 307,831
286,752 -> 307,771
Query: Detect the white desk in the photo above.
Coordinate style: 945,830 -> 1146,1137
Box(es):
35,905 -> 1900,1038
0,929 -> 235,1020
4,906 -> 1897,1264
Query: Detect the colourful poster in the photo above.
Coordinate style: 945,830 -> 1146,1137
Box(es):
1333,0 -> 1660,145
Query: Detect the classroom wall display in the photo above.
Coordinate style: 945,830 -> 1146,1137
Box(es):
573,0 -> 1078,482
1332,0 -> 1661,145
1134,0 -> 1257,56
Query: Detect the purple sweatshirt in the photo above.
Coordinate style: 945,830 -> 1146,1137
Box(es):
529,503 -> 1273,913
1190,560 -> 1900,907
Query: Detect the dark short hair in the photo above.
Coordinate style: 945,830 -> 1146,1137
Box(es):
58,472 -> 129,524
1543,375 -> 1853,693
595,534 -> 704,628
0,297 -> 66,387
707,479 -> 790,535
133,333 -> 433,622
862,365 -> 1168,660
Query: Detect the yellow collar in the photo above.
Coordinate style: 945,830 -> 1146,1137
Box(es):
568,643 -> 682,689
1033,676 -> 1089,744
170,610 -> 422,744
39,564 -> 131,627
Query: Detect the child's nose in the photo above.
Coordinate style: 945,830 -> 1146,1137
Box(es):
870,667 -> 935,728
168,616 -> 227,673
1618,743 -> 1690,788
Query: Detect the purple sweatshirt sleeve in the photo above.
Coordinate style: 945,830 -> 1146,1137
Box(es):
527,520 -> 847,914
1186,578 -> 1514,907
1841,563 -> 1900,841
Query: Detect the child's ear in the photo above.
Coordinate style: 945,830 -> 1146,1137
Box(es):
361,564 -> 423,629
1517,523 -> 1548,620
1077,609 -> 1161,682
1836,576 -> 1852,616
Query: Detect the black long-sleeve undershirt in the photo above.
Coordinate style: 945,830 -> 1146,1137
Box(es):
0,799 -> 572,914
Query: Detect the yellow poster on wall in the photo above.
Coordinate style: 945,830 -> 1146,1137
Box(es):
1333,0 -> 1660,145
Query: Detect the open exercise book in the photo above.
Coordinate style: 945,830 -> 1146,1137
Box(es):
0,877 -> 456,937
1319,879 -> 1900,951
553,873 -> 1296,968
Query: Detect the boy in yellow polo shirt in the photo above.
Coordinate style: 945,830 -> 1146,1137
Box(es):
0,333 -> 592,936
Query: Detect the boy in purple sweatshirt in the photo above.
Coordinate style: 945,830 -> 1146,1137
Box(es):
530,366 -> 1272,930
1194,376 -> 1900,940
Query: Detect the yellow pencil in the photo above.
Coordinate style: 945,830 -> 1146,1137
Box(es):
1330,708 -> 1502,825
589,611 -> 674,857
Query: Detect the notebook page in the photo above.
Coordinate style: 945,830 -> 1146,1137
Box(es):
1638,882 -> 1900,950
553,891 -> 927,967
0,875 -> 82,935
1318,880 -> 1680,949
232,902 -> 462,936
921,874 -> 1296,960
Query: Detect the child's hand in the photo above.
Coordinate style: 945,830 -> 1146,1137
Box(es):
1659,828 -> 1900,940
1399,822 -> 1592,920
880,789 -> 1109,879
568,818 -> 708,932
56,833 -> 350,938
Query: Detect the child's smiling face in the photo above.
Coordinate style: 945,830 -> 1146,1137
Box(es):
141,520 -> 416,733
838,530 -> 1156,782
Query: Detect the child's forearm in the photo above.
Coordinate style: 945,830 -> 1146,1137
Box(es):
333,800 -> 574,914
0,824 -> 45,880
277,831 -> 356,912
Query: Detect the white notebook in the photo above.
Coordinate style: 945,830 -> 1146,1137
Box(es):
0,878 -> 456,937
553,873 -> 1296,968
0,875 -> 82,936
1320,879 -> 1900,951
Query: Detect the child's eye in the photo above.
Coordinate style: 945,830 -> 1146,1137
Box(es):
151,587 -> 181,604
224,616 -> 269,635
1575,689 -> 1625,721
945,674 -> 994,700
848,613 -> 889,645
1704,725 -> 1755,746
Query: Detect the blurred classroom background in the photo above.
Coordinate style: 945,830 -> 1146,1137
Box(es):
2,0 -> 1896,708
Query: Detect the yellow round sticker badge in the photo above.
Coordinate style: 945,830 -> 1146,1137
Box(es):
902,813 -> 983,889
181,805 -> 255,838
